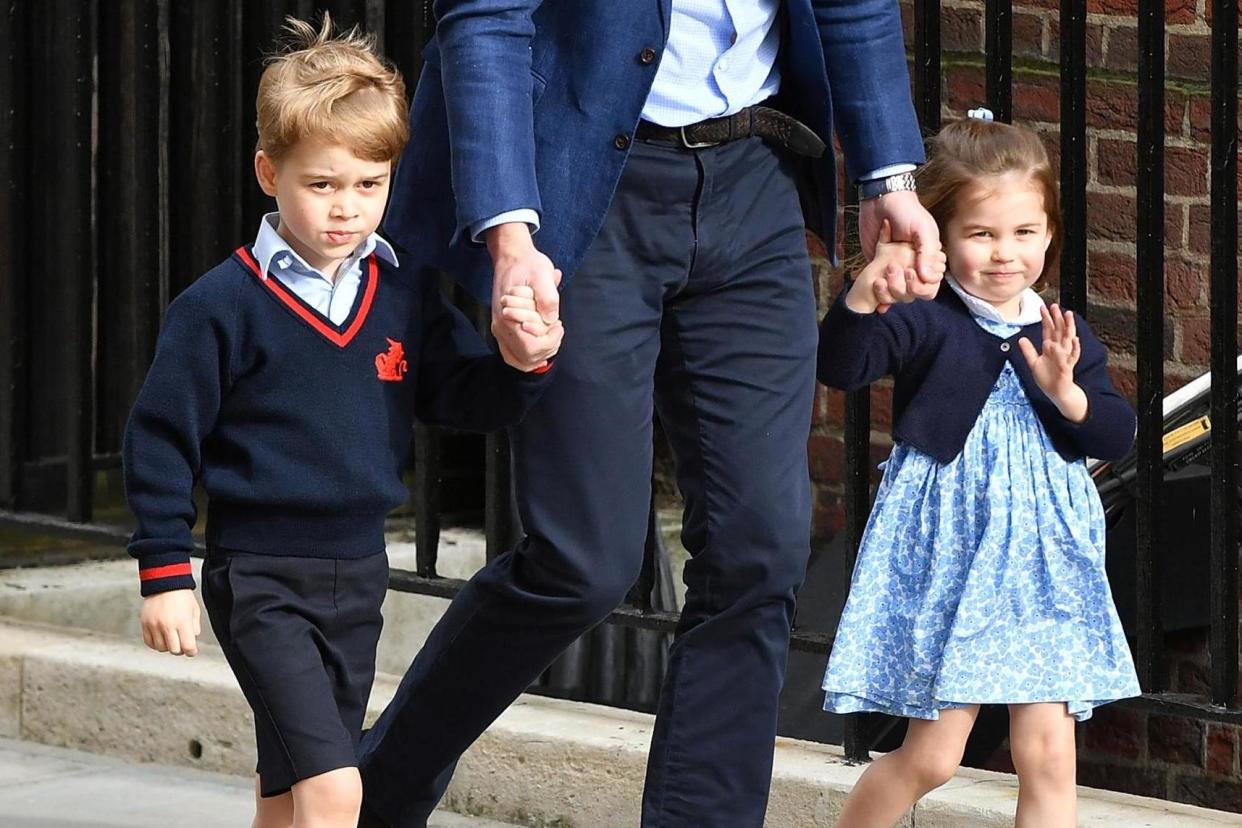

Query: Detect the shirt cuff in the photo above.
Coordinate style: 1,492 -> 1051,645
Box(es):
470,209 -> 541,244
857,163 -> 918,182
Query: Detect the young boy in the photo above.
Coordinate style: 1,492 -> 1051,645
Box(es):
123,16 -> 561,828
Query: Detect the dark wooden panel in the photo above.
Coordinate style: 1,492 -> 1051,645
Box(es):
96,0 -> 166,457
0,0 -> 29,507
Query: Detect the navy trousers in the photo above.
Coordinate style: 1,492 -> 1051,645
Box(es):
359,136 -> 818,827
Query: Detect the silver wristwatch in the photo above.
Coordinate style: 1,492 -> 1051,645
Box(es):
858,171 -> 917,201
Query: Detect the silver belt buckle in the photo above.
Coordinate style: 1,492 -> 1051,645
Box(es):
679,125 -> 718,150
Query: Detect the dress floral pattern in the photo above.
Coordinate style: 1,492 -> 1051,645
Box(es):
821,315 -> 1141,722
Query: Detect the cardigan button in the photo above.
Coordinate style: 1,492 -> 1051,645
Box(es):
1000,342 -> 1011,352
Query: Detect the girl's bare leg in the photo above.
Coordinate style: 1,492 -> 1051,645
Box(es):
1009,703 -> 1077,828
835,705 -> 980,828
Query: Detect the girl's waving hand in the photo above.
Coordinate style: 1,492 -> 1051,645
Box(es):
1018,303 -> 1088,423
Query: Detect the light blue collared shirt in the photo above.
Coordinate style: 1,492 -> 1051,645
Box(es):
252,213 -> 399,326
642,0 -> 782,127
470,1 -> 912,241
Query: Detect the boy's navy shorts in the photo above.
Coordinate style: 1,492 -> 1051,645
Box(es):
200,548 -> 388,797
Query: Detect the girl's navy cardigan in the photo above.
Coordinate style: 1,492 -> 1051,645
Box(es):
817,285 -> 1136,464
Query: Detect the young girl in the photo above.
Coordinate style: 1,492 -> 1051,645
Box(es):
819,113 -> 1140,828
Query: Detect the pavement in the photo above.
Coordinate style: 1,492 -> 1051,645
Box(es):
0,737 -> 515,828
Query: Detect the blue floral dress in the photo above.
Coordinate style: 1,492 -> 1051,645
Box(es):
821,313 -> 1141,722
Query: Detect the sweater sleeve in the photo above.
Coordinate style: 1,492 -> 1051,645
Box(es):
122,285 -> 235,596
1052,318 -> 1137,462
414,273 -> 552,431
817,285 -> 923,391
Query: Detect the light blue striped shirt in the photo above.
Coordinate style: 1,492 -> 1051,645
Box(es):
642,0 -> 782,127
252,212 -> 399,326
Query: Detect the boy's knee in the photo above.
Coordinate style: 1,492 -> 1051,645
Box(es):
252,791 -> 293,828
294,767 -> 363,817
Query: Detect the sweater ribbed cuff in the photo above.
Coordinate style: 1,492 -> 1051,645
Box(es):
137,553 -> 196,597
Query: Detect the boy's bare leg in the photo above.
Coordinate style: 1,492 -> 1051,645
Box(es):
252,775 -> 293,828
1010,703 -> 1077,828
291,767 -> 363,828
835,706 -> 980,828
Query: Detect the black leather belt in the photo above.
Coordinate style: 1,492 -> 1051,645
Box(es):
635,106 -> 826,158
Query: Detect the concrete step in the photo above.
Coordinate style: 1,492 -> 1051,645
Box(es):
0,615 -> 1239,827
0,736 -> 516,827
0,531 -> 488,679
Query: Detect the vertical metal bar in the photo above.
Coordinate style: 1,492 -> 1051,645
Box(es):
413,424 -> 442,578
484,431 -> 519,561
1058,0 -> 1087,312
1133,0 -> 1165,693
324,0 -> 369,28
629,494 -> 660,613
0,0 -> 27,508
364,0 -> 386,32
480,300 -> 520,561
384,0 -> 433,84
1209,0 -> 1239,707
155,0 -> 171,322
97,0 -> 164,458
913,0 -> 941,134
47,0 -> 97,521
242,2 -> 283,226
984,0 -> 1012,123
838,186 -> 875,763
167,2 -> 244,294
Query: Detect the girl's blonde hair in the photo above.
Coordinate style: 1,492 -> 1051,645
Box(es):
255,13 -> 408,163
917,118 -> 1062,288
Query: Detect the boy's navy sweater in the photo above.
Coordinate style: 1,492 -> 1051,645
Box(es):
123,247 -> 551,596
817,284 -> 1136,464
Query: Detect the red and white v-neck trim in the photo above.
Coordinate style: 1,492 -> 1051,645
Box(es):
235,246 -> 378,348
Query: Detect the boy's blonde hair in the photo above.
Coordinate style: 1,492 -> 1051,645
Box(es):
256,14 -> 408,163
917,118 -> 1062,288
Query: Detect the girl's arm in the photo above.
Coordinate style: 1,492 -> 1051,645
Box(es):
817,279 -> 925,392
1022,310 -> 1136,462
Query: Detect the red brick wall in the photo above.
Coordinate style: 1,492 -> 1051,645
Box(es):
805,0 -> 1242,812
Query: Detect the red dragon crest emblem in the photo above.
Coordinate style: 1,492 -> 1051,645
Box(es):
375,338 -> 408,382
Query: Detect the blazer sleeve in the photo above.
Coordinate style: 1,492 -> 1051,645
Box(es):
814,0 -> 927,182
1051,317 -> 1137,462
433,0 -> 546,242
414,271 -> 553,431
817,285 -> 923,391
122,286 -> 235,597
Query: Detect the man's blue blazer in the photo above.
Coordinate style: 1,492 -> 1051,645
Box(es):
384,0 -> 926,304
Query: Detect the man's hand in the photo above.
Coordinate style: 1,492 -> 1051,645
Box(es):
859,190 -> 943,300
846,220 -> 935,314
140,588 -> 201,657
486,222 -> 563,370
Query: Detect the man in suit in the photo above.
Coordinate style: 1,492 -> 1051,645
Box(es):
360,2 -> 941,826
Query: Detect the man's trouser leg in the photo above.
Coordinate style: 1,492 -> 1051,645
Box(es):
358,138 -> 708,828
640,135 -> 818,827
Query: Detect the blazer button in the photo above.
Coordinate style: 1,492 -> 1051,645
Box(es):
1000,342 -> 1011,352
639,47 -> 657,65
614,133 -> 631,150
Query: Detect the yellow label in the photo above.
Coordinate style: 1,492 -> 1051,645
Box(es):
1163,416 -> 1210,454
